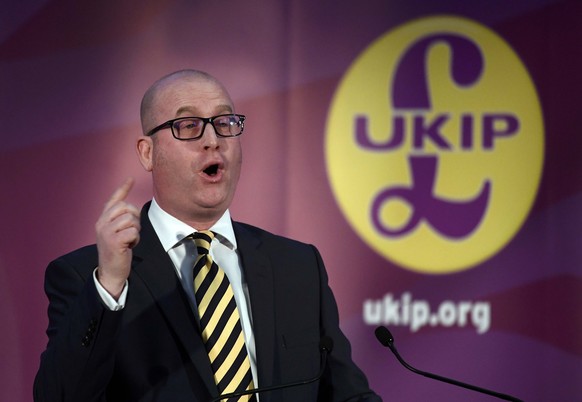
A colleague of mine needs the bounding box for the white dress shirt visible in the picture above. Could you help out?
[94,199,258,388]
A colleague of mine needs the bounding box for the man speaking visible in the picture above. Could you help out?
[34,69,381,401]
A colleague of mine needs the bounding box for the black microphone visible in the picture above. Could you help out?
[374,326,523,402]
[209,336,333,402]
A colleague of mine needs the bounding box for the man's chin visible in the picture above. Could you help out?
[193,196,231,216]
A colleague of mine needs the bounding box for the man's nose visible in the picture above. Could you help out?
[200,122,219,148]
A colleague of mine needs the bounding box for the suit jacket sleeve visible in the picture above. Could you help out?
[311,245,382,402]
[33,247,123,402]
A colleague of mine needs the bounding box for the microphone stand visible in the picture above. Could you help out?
[209,337,333,402]
[375,326,523,402]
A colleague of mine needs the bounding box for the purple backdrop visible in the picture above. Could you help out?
[1,1,581,401]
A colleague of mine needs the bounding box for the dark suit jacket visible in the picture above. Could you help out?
[34,203,381,402]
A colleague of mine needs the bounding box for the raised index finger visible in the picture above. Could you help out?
[104,177,135,211]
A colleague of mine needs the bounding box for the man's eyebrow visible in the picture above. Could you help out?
[217,104,234,114]
[175,104,233,116]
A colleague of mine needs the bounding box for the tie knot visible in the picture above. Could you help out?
[191,230,214,254]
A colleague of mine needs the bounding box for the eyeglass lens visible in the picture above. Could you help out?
[172,115,243,139]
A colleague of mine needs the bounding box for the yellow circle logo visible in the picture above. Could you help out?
[325,15,544,274]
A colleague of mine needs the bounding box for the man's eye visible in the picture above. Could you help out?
[178,120,201,130]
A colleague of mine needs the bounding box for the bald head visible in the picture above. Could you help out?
[140,69,231,135]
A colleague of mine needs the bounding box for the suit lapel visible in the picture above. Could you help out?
[131,204,217,397]
[129,206,278,399]
[234,222,276,397]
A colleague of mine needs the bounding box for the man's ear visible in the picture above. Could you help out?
[136,136,153,172]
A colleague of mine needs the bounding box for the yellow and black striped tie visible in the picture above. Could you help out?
[192,231,256,401]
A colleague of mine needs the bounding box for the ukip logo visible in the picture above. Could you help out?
[325,16,544,273]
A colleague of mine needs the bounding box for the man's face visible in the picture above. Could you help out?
[138,76,242,226]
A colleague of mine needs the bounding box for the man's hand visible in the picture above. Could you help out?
[96,178,141,299]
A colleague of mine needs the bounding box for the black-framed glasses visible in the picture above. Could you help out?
[146,114,246,140]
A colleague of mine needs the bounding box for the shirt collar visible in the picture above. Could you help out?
[148,198,237,252]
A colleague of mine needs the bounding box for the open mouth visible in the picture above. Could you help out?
[203,163,220,177]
